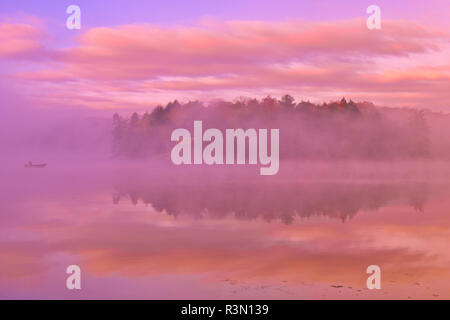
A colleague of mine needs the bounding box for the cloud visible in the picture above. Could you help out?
[28,19,447,80]
[4,18,450,110]
[0,22,46,59]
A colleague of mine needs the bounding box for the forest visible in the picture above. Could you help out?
[111,95,431,161]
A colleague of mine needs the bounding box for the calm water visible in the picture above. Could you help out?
[0,161,449,299]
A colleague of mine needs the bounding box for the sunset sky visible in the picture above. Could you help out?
[1,0,449,112]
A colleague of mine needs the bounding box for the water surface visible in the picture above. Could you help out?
[0,161,449,299]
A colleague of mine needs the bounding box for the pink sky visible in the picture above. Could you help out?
[1,3,449,112]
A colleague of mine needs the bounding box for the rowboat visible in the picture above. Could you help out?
[25,162,47,168]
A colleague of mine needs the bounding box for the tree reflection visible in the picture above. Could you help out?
[112,181,428,223]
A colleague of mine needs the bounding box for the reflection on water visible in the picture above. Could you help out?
[112,181,429,223]
[0,163,449,299]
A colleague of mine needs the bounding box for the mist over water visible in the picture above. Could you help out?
[1,157,450,299]
[1,0,450,302]
[2,82,450,299]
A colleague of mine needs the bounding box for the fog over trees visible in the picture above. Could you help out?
[112,95,436,161]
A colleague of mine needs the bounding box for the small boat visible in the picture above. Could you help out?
[25,161,47,168]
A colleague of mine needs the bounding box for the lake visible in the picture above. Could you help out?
[0,160,449,299]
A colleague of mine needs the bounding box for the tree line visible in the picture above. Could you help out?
[112,95,430,160]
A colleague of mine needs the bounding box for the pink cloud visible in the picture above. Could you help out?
[47,19,447,80]
[0,22,46,59]
[4,18,450,110]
